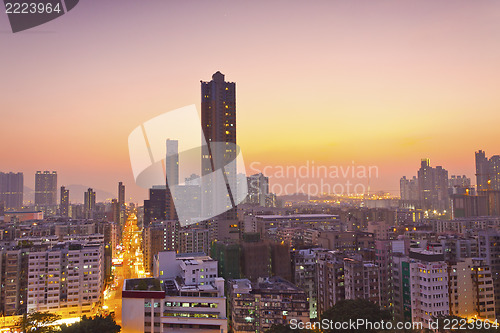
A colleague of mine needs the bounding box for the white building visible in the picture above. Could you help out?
[449,258,496,320]
[408,250,449,327]
[123,252,227,333]
[153,251,218,286]
[27,242,104,317]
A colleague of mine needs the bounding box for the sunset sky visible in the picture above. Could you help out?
[2,1,500,202]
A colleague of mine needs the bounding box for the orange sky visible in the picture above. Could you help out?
[1,1,500,201]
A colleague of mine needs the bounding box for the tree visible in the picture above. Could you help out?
[265,324,296,333]
[60,314,121,333]
[320,299,392,333]
[265,323,313,333]
[17,312,61,333]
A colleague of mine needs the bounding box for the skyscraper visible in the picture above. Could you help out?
[246,173,269,206]
[118,182,125,207]
[143,186,167,226]
[0,172,23,209]
[490,155,500,191]
[111,199,120,224]
[475,150,500,192]
[476,150,490,191]
[34,171,57,206]
[417,159,449,211]
[84,188,96,219]
[200,71,238,240]
[60,186,69,217]
[165,140,178,221]
[118,181,126,226]
[165,139,179,187]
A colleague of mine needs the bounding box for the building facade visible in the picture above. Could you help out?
[27,242,104,317]
[35,171,57,206]
[229,277,309,333]
[0,172,23,209]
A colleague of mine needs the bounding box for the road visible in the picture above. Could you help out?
[101,210,146,326]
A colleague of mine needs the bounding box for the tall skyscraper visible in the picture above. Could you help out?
[118,182,125,207]
[246,173,269,206]
[165,140,178,221]
[476,150,490,191]
[417,159,449,211]
[60,186,69,217]
[34,171,57,206]
[0,172,23,209]
[143,186,167,226]
[200,71,238,240]
[490,155,500,191]
[111,199,120,224]
[84,188,96,219]
[475,150,500,192]
[165,139,179,187]
[118,181,126,226]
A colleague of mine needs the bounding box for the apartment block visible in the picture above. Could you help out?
[229,277,309,333]
[449,258,496,320]
[27,242,104,317]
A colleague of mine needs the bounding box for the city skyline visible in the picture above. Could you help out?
[3,2,500,331]
[2,1,500,202]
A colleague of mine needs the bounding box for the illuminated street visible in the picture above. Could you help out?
[101,210,146,326]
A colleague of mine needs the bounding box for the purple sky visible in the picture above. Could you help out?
[2,1,500,202]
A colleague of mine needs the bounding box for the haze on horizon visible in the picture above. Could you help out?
[1,0,500,202]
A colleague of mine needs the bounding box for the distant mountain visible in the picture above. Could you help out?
[279,193,320,202]
[65,185,115,204]
[24,186,34,204]
[22,185,115,205]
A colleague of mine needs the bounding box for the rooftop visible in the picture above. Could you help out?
[232,277,303,294]
[125,278,162,292]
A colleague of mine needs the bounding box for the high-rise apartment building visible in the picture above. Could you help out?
[34,171,57,206]
[164,140,178,222]
[0,172,23,209]
[27,243,104,317]
[0,248,29,316]
[84,188,96,219]
[166,139,179,187]
[448,258,496,320]
[476,150,491,191]
[144,186,167,226]
[172,184,201,226]
[418,159,449,211]
[179,227,209,255]
[400,159,449,211]
[477,229,500,319]
[143,220,179,273]
[476,150,500,191]
[400,176,419,206]
[60,186,69,217]
[245,173,269,206]
[344,258,380,305]
[229,277,309,333]
[291,248,325,319]
[316,250,346,316]
[118,181,126,226]
[392,251,449,328]
[118,181,125,207]
[449,175,471,191]
[201,71,239,241]
[111,199,120,225]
